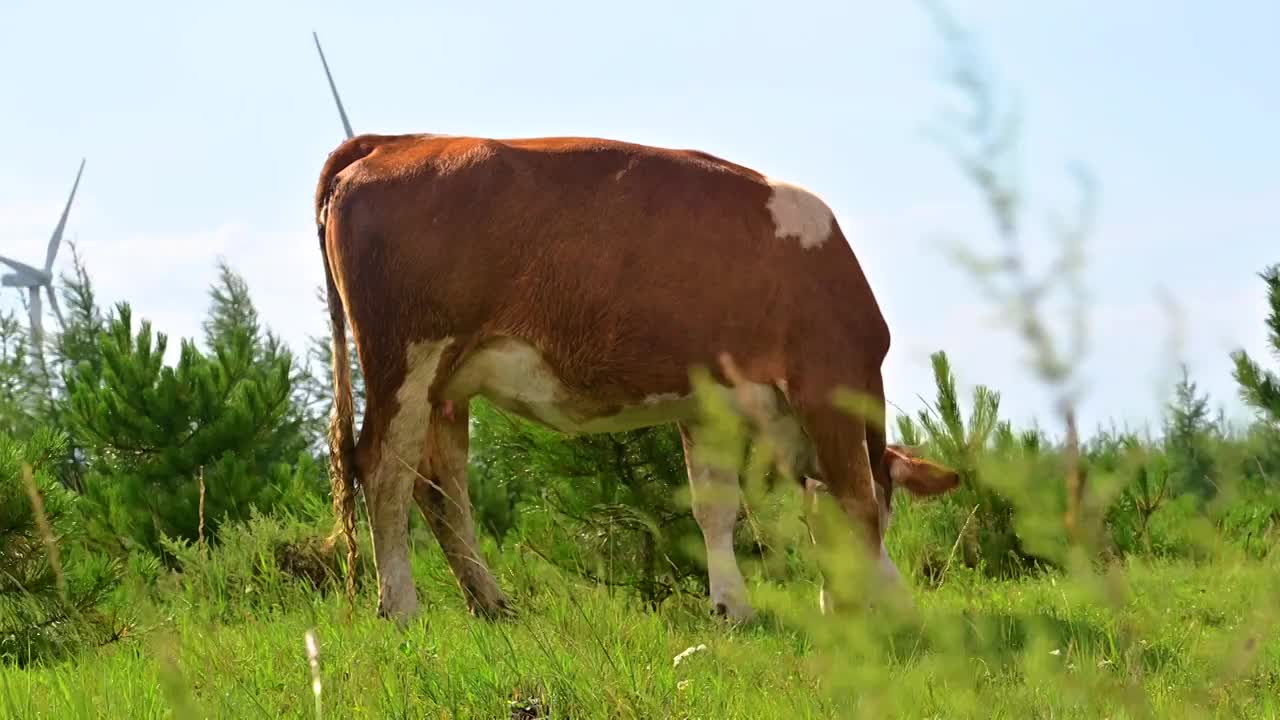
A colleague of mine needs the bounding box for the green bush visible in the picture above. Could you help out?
[890,351,1055,581]
[63,302,322,560]
[0,311,42,440]
[0,428,123,666]
[470,398,711,608]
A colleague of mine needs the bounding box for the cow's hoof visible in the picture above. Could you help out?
[469,592,516,621]
[711,599,754,624]
[376,602,420,629]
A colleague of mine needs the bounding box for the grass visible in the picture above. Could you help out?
[3,520,1278,720]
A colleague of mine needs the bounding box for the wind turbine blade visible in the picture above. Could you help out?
[0,255,46,278]
[46,285,66,330]
[313,31,355,139]
[46,158,86,272]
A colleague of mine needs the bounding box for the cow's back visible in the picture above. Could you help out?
[324,133,886,406]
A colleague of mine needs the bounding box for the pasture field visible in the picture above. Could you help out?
[3,511,1278,720]
[3,7,1277,718]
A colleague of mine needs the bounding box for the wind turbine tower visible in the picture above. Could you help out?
[0,158,85,354]
[313,32,355,140]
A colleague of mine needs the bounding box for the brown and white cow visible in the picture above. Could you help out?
[315,132,960,624]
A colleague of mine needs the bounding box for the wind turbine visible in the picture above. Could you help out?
[1,158,85,354]
[313,31,355,140]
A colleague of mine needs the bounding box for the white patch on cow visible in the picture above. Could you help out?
[388,339,455,450]
[367,337,454,623]
[443,338,700,434]
[764,177,834,250]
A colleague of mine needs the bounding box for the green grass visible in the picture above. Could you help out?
[3,525,1278,720]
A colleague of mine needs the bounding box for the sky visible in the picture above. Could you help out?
[1,0,1277,440]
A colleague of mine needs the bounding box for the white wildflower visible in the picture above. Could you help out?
[673,644,708,667]
[305,629,323,719]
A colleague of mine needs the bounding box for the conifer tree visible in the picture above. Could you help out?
[0,428,121,665]
[40,243,110,491]
[895,350,1047,577]
[1164,365,1217,500]
[1230,263,1280,487]
[203,261,319,460]
[0,310,40,439]
[203,260,265,355]
[4,243,104,430]
[470,399,705,608]
[1232,264,1280,428]
[64,292,317,558]
[49,243,108,387]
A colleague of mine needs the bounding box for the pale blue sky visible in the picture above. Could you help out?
[2,1,1277,438]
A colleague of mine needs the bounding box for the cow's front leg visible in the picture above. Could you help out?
[414,402,511,618]
[679,423,753,622]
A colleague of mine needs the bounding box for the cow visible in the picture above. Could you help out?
[315,132,961,625]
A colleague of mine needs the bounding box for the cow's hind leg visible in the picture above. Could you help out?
[362,402,429,625]
[679,422,753,622]
[413,402,511,618]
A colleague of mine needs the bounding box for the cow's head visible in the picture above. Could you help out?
[884,444,961,498]
[801,445,960,540]
[875,443,959,525]
[803,444,960,532]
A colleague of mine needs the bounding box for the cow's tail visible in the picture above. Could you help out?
[315,137,379,611]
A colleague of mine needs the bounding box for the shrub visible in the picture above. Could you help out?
[891,351,1055,581]
[470,398,710,609]
[63,303,322,560]
[0,428,123,666]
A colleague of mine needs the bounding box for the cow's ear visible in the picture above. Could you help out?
[885,445,961,498]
